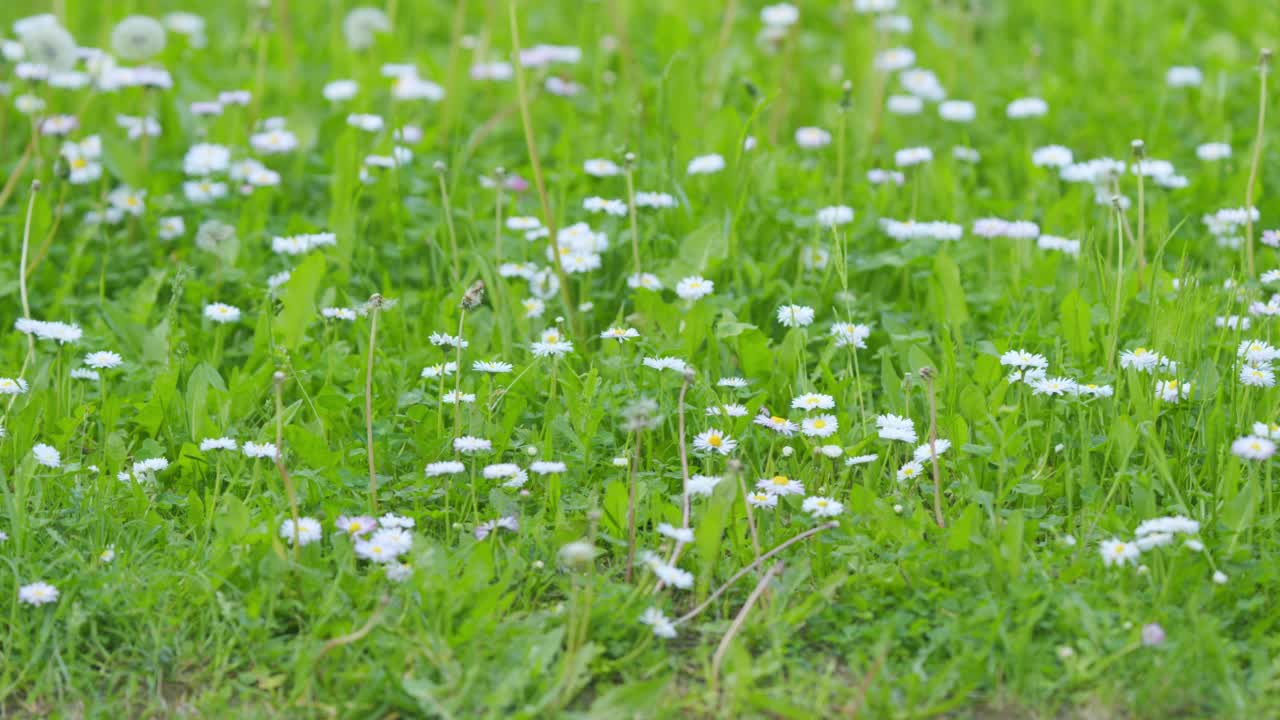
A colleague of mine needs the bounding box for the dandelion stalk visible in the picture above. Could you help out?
[1244,49,1271,280]
[626,432,641,583]
[455,281,486,453]
[676,371,693,530]
[676,521,839,625]
[1106,196,1128,372]
[624,153,642,280]
[711,562,782,683]
[273,371,302,560]
[364,294,383,514]
[18,181,38,365]
[493,167,507,267]
[1131,140,1147,277]
[0,133,37,210]
[836,81,852,203]
[435,162,461,285]
[920,367,946,528]
[509,0,577,335]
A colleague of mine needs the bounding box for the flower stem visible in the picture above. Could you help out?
[1244,49,1272,280]
[508,0,578,335]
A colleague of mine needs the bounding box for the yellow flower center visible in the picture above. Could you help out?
[771,475,788,485]
[708,435,722,447]
[812,420,826,429]
[72,157,87,169]
[770,416,784,424]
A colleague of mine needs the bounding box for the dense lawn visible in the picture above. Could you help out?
[2,1,1280,717]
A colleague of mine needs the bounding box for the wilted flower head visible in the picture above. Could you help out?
[460,280,486,310]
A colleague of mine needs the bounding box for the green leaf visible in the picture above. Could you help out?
[278,253,325,349]
[1059,290,1092,363]
[931,253,970,328]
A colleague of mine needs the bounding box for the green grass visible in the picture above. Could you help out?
[2,0,1280,717]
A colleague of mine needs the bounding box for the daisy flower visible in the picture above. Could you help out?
[1100,538,1140,567]
[802,496,844,518]
[801,414,838,438]
[875,414,917,443]
[32,443,61,468]
[336,515,378,537]
[242,441,278,459]
[280,517,323,546]
[896,460,924,482]
[912,438,952,463]
[688,474,722,496]
[1232,436,1276,461]
[203,303,241,323]
[777,304,816,327]
[473,360,514,373]
[640,607,677,638]
[757,475,805,496]
[425,460,466,476]
[754,413,799,435]
[454,436,492,454]
[792,393,835,411]
[85,351,123,369]
[18,581,59,606]
[746,492,779,509]
[687,154,725,175]
[693,429,737,455]
[675,276,714,301]
[657,522,695,543]
[600,327,640,342]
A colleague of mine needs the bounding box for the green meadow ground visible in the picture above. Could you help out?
[2,0,1280,717]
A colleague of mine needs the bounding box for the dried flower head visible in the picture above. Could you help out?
[19,20,77,72]
[460,280,486,310]
[343,7,391,50]
[111,16,167,61]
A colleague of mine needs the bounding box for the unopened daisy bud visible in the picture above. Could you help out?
[525,446,538,456]
[533,560,545,569]
[433,160,447,173]
[587,508,602,522]
[1130,139,1145,158]
[893,503,904,514]
[1056,646,1075,660]
[681,367,697,383]
[460,280,485,309]
[273,370,286,384]
[623,151,636,167]
[744,80,759,99]
[494,166,506,180]
[918,366,935,382]
[726,458,743,474]
[32,179,41,192]
[1261,48,1273,71]
[781,446,794,457]
[840,80,853,110]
